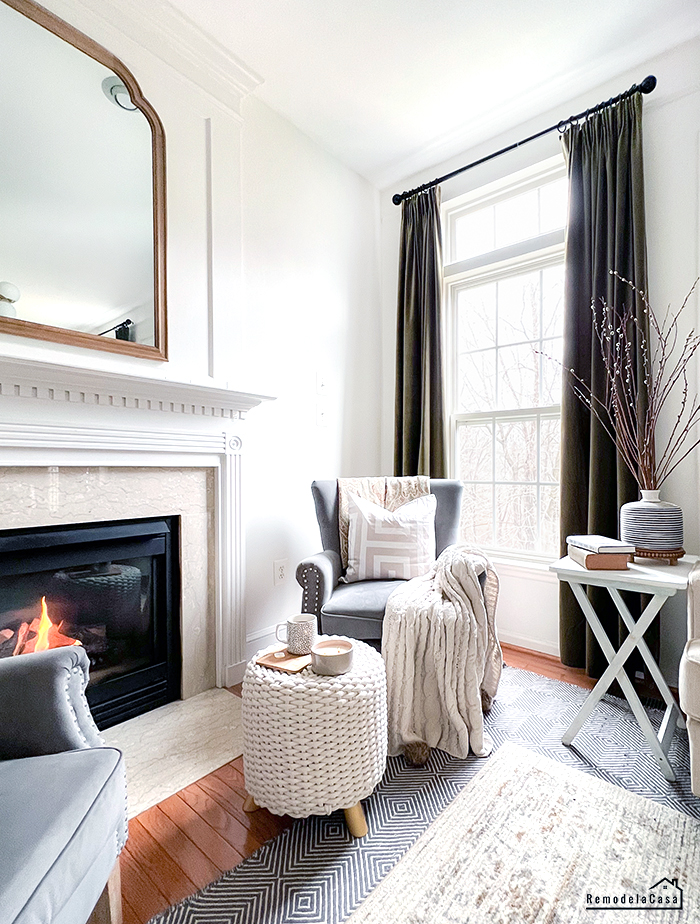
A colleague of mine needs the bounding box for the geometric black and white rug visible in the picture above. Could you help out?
[148,666,697,924]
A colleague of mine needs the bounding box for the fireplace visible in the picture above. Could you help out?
[0,516,181,729]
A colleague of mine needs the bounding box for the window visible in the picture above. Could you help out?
[443,158,568,557]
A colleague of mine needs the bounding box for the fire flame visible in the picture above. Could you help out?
[34,597,52,652]
[12,596,82,655]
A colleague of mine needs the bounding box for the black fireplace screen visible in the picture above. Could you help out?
[0,516,181,729]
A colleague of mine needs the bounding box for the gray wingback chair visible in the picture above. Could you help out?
[296,479,463,641]
[0,646,127,924]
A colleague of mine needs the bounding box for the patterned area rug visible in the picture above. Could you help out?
[148,667,698,924]
[346,742,700,924]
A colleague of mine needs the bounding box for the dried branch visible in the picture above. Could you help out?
[558,274,700,490]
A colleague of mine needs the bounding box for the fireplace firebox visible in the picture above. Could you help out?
[0,516,181,729]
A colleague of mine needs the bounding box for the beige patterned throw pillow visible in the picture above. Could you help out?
[345,492,437,582]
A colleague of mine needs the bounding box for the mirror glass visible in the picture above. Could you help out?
[0,0,166,358]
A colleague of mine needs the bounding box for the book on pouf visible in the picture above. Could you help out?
[567,543,632,570]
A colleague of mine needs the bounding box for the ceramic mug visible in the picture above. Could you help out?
[276,613,317,655]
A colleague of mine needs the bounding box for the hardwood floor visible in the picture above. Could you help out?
[120,646,594,923]
[501,642,597,691]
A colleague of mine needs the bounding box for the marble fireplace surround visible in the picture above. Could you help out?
[0,359,271,693]
[0,465,220,698]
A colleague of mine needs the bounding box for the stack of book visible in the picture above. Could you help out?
[566,535,635,570]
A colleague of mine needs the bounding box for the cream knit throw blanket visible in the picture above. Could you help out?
[337,476,430,568]
[382,545,501,759]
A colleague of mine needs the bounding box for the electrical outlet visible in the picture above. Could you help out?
[274,558,288,586]
[316,401,328,427]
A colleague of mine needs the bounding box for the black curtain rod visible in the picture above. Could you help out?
[392,75,657,206]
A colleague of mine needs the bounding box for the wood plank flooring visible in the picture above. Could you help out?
[120,644,595,923]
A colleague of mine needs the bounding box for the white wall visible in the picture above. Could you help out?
[380,36,700,682]
[239,96,382,657]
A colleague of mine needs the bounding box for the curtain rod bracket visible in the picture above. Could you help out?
[392,76,657,206]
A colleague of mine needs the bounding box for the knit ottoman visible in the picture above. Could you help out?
[241,638,387,837]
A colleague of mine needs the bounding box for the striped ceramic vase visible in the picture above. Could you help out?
[619,490,684,562]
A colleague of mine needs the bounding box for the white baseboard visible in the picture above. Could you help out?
[246,624,276,643]
[499,631,560,658]
[225,659,247,687]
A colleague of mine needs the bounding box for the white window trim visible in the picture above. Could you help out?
[444,231,565,280]
[442,155,567,560]
[443,154,567,264]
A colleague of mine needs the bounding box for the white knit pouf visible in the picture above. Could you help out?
[242,638,387,836]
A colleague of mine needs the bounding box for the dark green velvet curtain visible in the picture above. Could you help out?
[394,187,447,478]
[559,93,653,679]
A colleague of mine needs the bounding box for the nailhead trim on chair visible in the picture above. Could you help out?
[64,673,90,749]
[65,662,103,748]
[242,640,387,818]
[117,762,129,851]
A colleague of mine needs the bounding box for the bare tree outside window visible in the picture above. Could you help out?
[445,162,567,557]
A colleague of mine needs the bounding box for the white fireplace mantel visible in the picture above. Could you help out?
[0,356,272,419]
[0,418,258,690]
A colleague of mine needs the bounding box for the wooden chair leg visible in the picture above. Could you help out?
[243,794,260,812]
[87,860,122,924]
[344,802,368,838]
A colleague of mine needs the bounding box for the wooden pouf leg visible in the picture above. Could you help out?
[243,794,260,813]
[344,802,368,838]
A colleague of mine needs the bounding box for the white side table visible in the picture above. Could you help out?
[241,638,387,837]
[550,555,697,781]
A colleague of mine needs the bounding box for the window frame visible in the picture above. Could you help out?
[442,156,567,562]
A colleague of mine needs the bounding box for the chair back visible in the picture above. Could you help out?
[310,479,463,558]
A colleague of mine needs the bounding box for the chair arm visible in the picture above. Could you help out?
[688,562,700,640]
[0,647,103,759]
[296,550,342,617]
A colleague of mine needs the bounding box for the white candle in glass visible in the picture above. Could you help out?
[310,637,354,675]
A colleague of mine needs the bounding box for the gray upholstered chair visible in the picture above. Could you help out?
[0,646,127,924]
[296,479,463,641]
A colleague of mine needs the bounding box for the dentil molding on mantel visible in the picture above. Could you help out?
[0,356,274,419]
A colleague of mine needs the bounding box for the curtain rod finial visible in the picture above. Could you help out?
[392,193,403,206]
[640,75,657,94]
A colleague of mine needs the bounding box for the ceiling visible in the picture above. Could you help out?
[168,0,700,188]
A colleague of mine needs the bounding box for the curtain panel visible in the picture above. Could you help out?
[559,93,652,677]
[394,187,447,478]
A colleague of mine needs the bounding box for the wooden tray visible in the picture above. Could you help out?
[255,646,311,673]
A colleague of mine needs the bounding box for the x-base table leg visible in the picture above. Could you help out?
[561,581,682,781]
[608,586,686,738]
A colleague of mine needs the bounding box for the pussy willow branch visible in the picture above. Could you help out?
[566,273,700,490]
[587,295,651,485]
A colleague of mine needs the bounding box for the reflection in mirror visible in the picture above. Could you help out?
[0,0,167,358]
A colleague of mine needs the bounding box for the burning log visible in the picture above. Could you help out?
[13,622,30,656]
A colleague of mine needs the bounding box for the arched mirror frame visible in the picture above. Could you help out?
[0,0,167,360]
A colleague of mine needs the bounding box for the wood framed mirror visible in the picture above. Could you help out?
[0,0,167,359]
